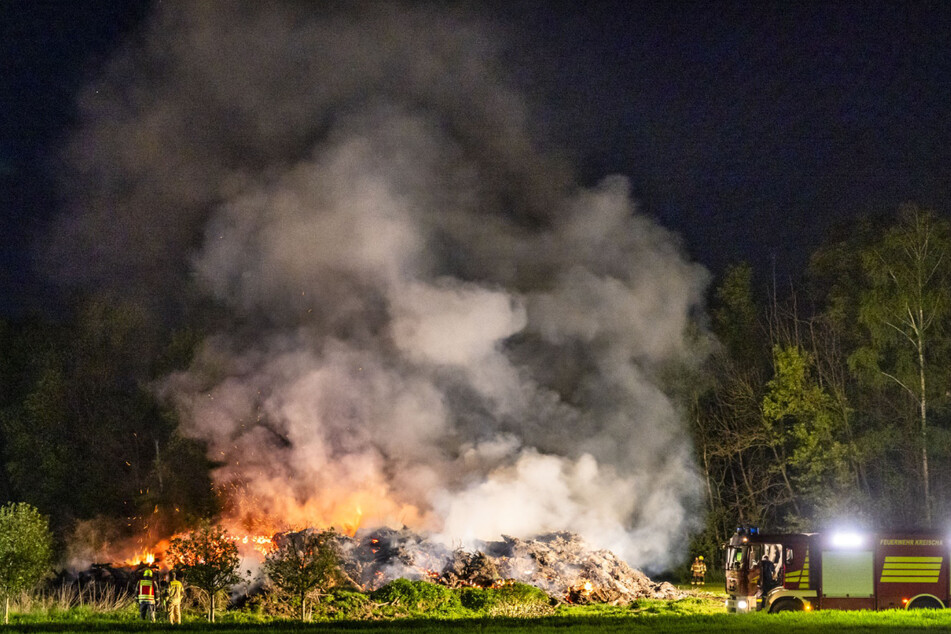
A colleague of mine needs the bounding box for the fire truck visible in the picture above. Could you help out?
[724,527,950,612]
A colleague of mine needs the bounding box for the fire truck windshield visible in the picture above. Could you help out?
[726,545,744,570]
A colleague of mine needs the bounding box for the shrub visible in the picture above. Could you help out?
[234,584,295,620]
[315,589,373,620]
[371,579,460,614]
[460,582,552,616]
[412,581,460,613]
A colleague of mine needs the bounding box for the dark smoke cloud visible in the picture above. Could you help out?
[48,1,710,570]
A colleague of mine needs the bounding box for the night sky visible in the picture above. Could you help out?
[3,1,951,317]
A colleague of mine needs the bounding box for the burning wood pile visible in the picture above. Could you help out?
[334,528,682,604]
[64,527,680,607]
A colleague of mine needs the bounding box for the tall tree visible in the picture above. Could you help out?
[762,344,853,526]
[712,263,766,371]
[849,205,951,526]
[691,263,788,539]
[804,212,910,524]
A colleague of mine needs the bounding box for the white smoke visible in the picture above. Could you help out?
[50,2,709,570]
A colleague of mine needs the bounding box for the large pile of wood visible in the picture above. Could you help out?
[64,528,682,606]
[336,528,682,604]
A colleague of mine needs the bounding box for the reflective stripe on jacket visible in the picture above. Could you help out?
[138,579,156,602]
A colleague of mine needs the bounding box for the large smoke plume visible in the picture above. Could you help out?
[48,2,709,570]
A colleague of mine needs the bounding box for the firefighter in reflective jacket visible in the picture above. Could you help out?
[137,569,159,621]
[690,556,707,586]
[166,571,184,625]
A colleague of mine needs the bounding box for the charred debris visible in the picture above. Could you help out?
[336,528,681,604]
[64,529,681,606]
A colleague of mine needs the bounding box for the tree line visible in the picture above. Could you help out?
[0,297,218,544]
[1,204,949,570]
[692,204,951,561]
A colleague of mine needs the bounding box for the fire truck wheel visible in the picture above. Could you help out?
[907,596,943,610]
[768,598,804,613]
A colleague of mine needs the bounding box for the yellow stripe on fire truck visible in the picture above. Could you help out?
[784,552,810,589]
[880,556,942,583]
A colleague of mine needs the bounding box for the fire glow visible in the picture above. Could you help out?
[128,550,155,567]
[227,534,274,557]
[113,495,367,571]
[123,531,275,570]
[219,491,396,542]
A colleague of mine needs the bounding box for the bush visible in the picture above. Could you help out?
[314,589,373,620]
[234,584,295,620]
[460,582,552,616]
[412,581,460,613]
[370,579,460,614]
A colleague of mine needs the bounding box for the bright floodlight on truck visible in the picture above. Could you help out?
[830,531,865,549]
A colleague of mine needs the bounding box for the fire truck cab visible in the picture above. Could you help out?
[724,527,949,613]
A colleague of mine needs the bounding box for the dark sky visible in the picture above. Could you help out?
[0,0,151,316]
[509,1,951,272]
[3,1,951,317]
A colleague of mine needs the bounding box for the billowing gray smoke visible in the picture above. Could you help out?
[49,2,709,570]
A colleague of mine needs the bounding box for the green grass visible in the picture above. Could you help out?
[10,610,951,632]
[7,585,951,631]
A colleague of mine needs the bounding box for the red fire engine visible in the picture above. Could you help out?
[724,527,949,612]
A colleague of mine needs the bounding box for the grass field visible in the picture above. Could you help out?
[9,590,951,633]
[9,611,951,633]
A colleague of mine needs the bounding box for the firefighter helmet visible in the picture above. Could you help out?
[144,569,153,577]
[699,556,704,560]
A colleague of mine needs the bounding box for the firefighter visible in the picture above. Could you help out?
[690,555,707,586]
[137,568,159,622]
[165,571,184,625]
[759,553,777,594]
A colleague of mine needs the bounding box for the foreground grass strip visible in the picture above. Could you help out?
[7,598,951,632]
[9,610,951,633]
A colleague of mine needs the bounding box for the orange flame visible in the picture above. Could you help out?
[127,549,158,567]
[564,579,595,603]
[116,479,429,567]
[226,534,275,556]
[342,506,363,537]
[217,483,431,539]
